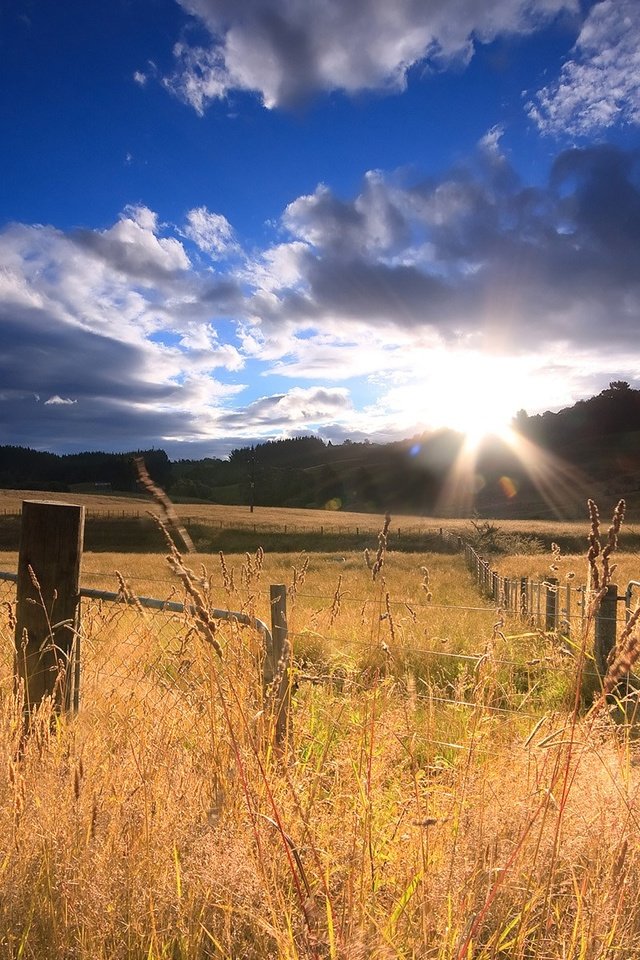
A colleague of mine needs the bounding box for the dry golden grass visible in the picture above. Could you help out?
[0,489,440,533]
[492,551,640,599]
[1,517,640,957]
[5,487,628,538]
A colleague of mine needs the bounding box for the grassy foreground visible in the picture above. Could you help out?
[1,532,640,957]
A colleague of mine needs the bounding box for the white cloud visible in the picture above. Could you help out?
[528,0,640,135]
[164,0,576,111]
[213,385,353,435]
[123,204,159,233]
[132,61,158,90]
[183,206,239,257]
[44,395,77,406]
[283,171,409,258]
[0,212,247,453]
[247,241,308,295]
[163,43,228,115]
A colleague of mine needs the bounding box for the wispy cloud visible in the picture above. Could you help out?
[527,0,640,135]
[182,206,239,258]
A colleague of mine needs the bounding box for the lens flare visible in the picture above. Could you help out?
[436,426,589,518]
[499,475,518,499]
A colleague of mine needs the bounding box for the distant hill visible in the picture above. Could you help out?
[2,382,639,519]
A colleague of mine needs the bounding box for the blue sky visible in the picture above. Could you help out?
[1,0,639,457]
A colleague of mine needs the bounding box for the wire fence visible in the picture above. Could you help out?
[0,562,575,728]
[0,571,273,744]
[461,541,636,633]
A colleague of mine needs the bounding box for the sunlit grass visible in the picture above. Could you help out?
[1,527,640,957]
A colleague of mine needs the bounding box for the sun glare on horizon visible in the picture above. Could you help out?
[396,351,591,517]
[432,384,514,446]
[412,351,536,445]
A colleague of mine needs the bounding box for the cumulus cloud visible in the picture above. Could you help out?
[283,172,410,257]
[74,207,190,282]
[4,142,640,456]
[0,210,247,454]
[163,0,576,111]
[527,0,640,135]
[215,385,352,431]
[245,140,640,381]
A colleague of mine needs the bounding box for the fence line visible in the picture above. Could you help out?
[0,566,587,619]
[0,508,457,540]
[1,501,636,747]
[460,540,640,699]
[462,541,591,636]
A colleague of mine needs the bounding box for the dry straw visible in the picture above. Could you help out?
[134,456,194,553]
[372,512,391,582]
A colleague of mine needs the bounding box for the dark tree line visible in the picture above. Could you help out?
[0,447,171,493]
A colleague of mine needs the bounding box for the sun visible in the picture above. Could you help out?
[419,351,525,445]
[434,381,514,445]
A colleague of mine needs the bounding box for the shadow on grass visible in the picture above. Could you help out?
[4,515,638,556]
[0,516,460,554]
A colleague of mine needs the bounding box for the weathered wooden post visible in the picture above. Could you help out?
[563,583,572,638]
[536,583,542,628]
[545,578,558,632]
[14,501,85,720]
[264,584,290,746]
[520,577,528,618]
[594,585,618,679]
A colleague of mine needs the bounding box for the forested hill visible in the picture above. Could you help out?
[0,447,171,493]
[2,382,640,517]
[516,381,640,445]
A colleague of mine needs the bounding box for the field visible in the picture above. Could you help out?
[1,504,640,958]
[4,488,640,555]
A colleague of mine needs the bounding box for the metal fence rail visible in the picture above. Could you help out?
[0,567,283,740]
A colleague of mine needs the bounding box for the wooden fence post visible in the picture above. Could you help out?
[594,585,618,679]
[14,501,85,720]
[264,584,290,746]
[563,584,572,638]
[545,578,558,631]
[520,577,528,618]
